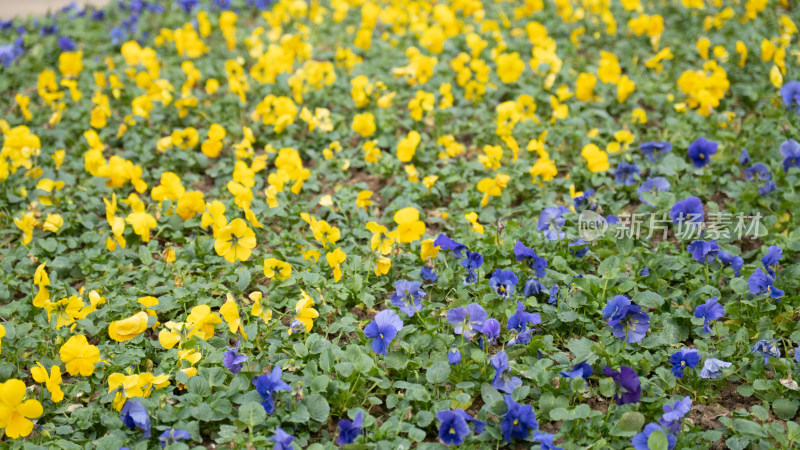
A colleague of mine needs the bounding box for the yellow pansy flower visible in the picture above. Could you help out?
[59,335,100,376]
[214,218,256,263]
[0,379,43,439]
[30,363,64,403]
[108,311,149,342]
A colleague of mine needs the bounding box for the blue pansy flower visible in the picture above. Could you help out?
[751,339,781,365]
[534,431,563,450]
[668,348,700,378]
[547,285,560,305]
[748,267,784,299]
[659,396,691,435]
[745,163,776,195]
[573,188,596,211]
[606,214,619,225]
[364,309,403,355]
[269,427,294,450]
[507,301,541,346]
[745,163,770,181]
[479,318,501,346]
[434,233,467,257]
[537,206,570,241]
[604,295,650,343]
[337,411,363,445]
[120,398,151,437]
[602,295,631,319]
[57,36,75,51]
[159,429,191,448]
[762,245,782,277]
[461,251,483,285]
[222,342,248,375]
[177,0,198,12]
[759,181,777,195]
[420,266,438,281]
[523,278,546,297]
[559,361,593,379]
[699,358,731,379]
[739,149,751,165]
[569,239,589,257]
[639,141,672,161]
[718,251,743,276]
[500,395,538,442]
[687,240,719,263]
[490,351,522,393]
[687,137,717,167]
[638,177,670,207]
[632,423,676,450]
[639,267,650,276]
[448,347,461,365]
[781,139,800,172]
[694,297,724,333]
[389,280,426,316]
[40,24,58,36]
[436,409,485,446]
[603,366,641,404]
[780,81,800,114]
[615,162,640,185]
[253,366,291,414]
[513,241,548,277]
[446,303,487,340]
[489,269,518,298]
[507,301,541,334]
[669,196,704,225]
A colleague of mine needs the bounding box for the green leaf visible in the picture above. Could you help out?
[750,405,769,421]
[480,383,503,408]
[567,338,596,363]
[647,429,669,450]
[192,403,214,421]
[772,398,799,421]
[557,310,579,322]
[737,385,754,397]
[732,419,767,437]
[293,342,308,358]
[599,256,619,276]
[188,376,210,397]
[632,290,664,308]
[415,410,434,427]
[238,402,266,428]
[730,278,749,295]
[306,394,330,423]
[426,361,451,384]
[354,354,375,374]
[288,404,311,423]
[138,245,153,265]
[548,404,601,421]
[235,268,251,292]
[617,237,634,255]
[599,378,615,397]
[787,421,800,443]
[40,238,58,253]
[725,436,750,450]
[618,411,645,431]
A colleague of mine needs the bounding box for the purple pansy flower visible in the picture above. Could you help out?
[364,309,403,355]
[603,366,641,405]
[446,303,487,340]
[389,280,425,316]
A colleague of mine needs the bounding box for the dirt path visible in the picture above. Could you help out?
[0,0,108,20]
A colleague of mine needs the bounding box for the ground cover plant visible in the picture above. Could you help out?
[0,0,799,448]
